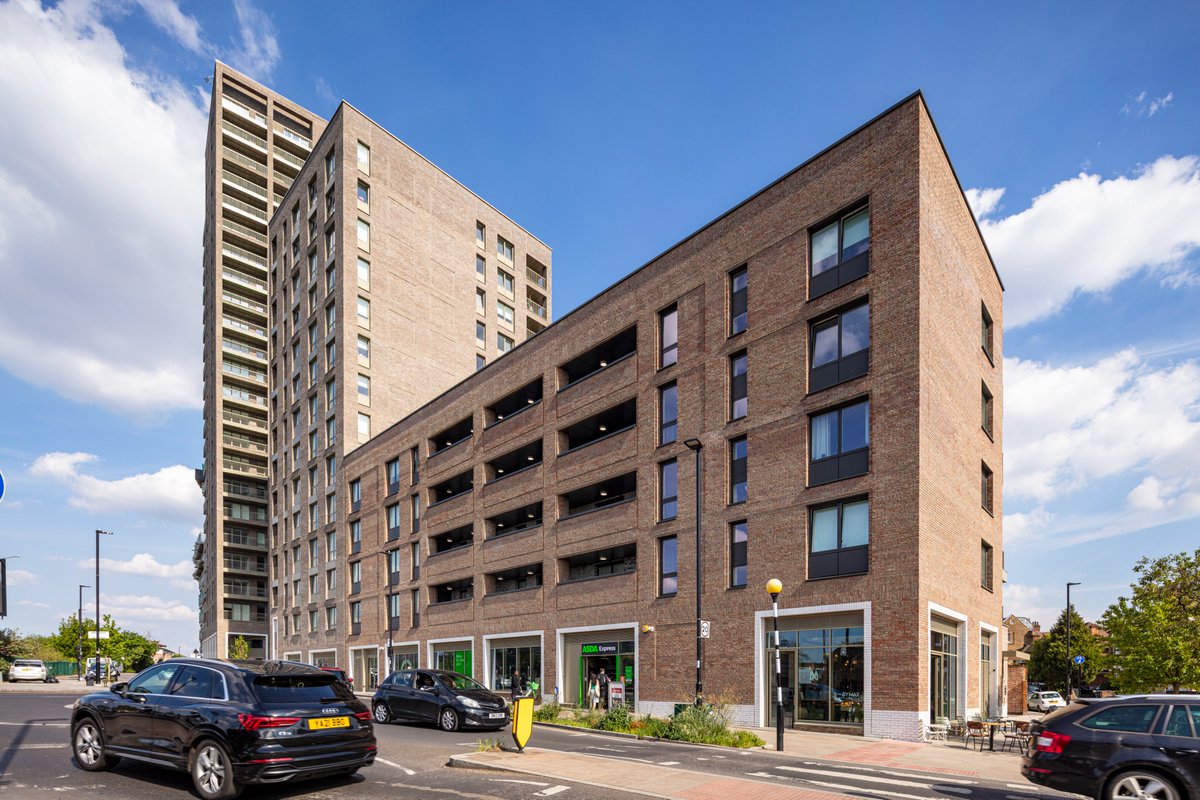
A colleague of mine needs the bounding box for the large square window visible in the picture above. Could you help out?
[809,399,869,485]
[810,301,869,392]
[809,498,869,579]
[810,205,869,298]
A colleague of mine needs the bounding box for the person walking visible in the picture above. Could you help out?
[597,668,610,710]
[587,673,601,710]
[511,668,528,702]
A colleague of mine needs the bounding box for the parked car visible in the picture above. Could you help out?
[70,658,374,799]
[319,666,353,687]
[370,669,509,732]
[8,659,49,682]
[1023,695,1200,800]
[1030,691,1067,712]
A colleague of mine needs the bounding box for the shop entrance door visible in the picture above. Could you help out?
[579,654,616,706]
[767,651,795,727]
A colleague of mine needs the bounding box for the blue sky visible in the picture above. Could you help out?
[1,0,1199,650]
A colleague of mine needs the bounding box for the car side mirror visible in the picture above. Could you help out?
[110,682,128,696]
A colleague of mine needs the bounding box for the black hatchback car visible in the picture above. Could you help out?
[70,659,375,799]
[1023,695,1200,800]
[370,669,509,732]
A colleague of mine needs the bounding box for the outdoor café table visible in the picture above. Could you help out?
[981,719,1006,751]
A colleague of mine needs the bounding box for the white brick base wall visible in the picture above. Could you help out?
[865,709,924,741]
[636,701,756,727]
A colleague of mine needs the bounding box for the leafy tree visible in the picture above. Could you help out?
[0,627,29,674]
[1102,548,1200,693]
[229,635,251,661]
[19,634,63,663]
[1028,607,1103,695]
[47,615,158,673]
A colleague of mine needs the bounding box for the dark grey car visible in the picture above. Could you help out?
[370,669,508,732]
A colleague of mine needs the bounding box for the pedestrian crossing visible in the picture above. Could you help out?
[742,760,1052,800]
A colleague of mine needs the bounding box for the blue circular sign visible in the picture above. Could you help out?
[1073,655,1085,664]
[0,468,5,503]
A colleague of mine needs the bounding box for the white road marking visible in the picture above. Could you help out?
[0,743,69,750]
[490,778,549,786]
[1008,785,1041,791]
[778,765,956,791]
[0,721,70,728]
[569,732,589,737]
[780,775,949,800]
[374,757,416,775]
[536,787,569,797]
[696,757,709,761]
[657,761,680,765]
[940,789,971,796]
[584,745,625,752]
[796,760,975,785]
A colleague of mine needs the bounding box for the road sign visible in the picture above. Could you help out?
[609,681,625,707]
[1073,655,1085,664]
[699,620,711,639]
[0,467,5,503]
[510,696,533,752]
[87,631,111,640]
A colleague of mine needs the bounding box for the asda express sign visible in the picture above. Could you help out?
[581,641,633,656]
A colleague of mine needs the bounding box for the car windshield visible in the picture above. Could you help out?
[1041,692,1063,699]
[253,674,350,704]
[438,673,486,691]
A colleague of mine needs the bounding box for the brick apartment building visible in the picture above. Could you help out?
[276,92,1005,741]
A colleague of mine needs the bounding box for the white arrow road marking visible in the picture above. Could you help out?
[374,757,416,775]
[535,787,569,797]
[490,779,549,786]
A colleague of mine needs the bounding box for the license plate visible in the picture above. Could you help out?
[308,716,350,730]
[488,712,506,719]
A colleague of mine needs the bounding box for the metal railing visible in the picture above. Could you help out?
[222,558,267,574]
[221,194,268,223]
[274,125,311,149]
[222,217,267,245]
[223,481,267,499]
[221,119,267,151]
[222,340,267,363]
[272,146,304,170]
[221,362,266,384]
[223,583,267,598]
[222,267,267,293]
[222,457,267,476]
[221,95,267,127]
[526,298,547,319]
[222,434,267,453]
[272,170,294,191]
[222,315,267,338]
[526,268,547,288]
[222,242,268,268]
[222,145,267,176]
[222,409,267,431]
[221,290,266,316]
[222,169,268,200]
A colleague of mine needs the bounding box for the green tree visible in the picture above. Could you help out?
[47,615,159,673]
[1028,607,1103,696]
[0,627,29,675]
[229,635,251,661]
[1102,548,1200,693]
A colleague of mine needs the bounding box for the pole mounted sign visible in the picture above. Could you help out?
[0,467,6,503]
[699,620,711,639]
[1073,655,1085,664]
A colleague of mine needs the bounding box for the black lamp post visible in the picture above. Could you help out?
[767,578,784,752]
[77,584,90,680]
[683,438,704,706]
[382,550,395,680]
[95,530,113,684]
[1065,581,1081,700]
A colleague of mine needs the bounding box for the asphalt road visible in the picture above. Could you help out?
[0,693,1071,800]
[0,694,636,799]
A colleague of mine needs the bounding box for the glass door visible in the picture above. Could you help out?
[767,651,795,727]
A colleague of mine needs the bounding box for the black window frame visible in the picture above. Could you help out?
[981,382,994,439]
[808,398,870,486]
[658,535,678,597]
[981,540,994,592]
[729,265,748,335]
[410,588,420,627]
[410,446,420,485]
[411,493,421,532]
[659,458,678,522]
[809,203,870,299]
[386,503,400,541]
[350,479,361,513]
[729,520,748,588]
[729,436,747,505]
[981,304,995,364]
[809,300,870,393]
[385,458,400,496]
[729,350,748,421]
[981,462,994,515]
[659,304,678,368]
[808,496,869,579]
[659,381,678,446]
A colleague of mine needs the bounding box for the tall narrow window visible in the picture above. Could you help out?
[411,494,421,533]
[356,141,370,174]
[476,354,486,371]
[411,542,420,580]
[475,221,485,247]
[981,304,994,363]
[730,436,748,504]
[497,300,515,328]
[659,304,678,368]
[357,219,370,251]
[410,446,420,484]
[981,540,994,591]
[357,335,370,366]
[356,181,369,210]
[357,374,371,405]
[659,535,678,597]
[809,497,870,578]
[810,205,870,298]
[809,399,870,485]
[497,269,514,295]
[810,301,870,392]
[730,266,748,335]
[729,521,748,587]
[497,235,514,262]
[357,412,370,442]
[350,479,361,512]
[981,463,994,514]
[411,588,420,627]
[350,520,361,553]
[357,257,370,289]
[476,288,486,315]
[730,351,748,420]
[659,459,678,521]
[476,254,486,280]
[386,458,400,495]
[476,321,486,346]
[659,382,678,445]
[325,148,336,181]
[386,504,400,540]
[357,297,370,327]
[981,383,994,438]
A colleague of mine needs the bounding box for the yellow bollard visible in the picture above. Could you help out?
[510,696,534,752]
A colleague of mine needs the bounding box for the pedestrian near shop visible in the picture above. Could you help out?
[598,668,610,710]
[588,673,601,710]
[511,668,528,701]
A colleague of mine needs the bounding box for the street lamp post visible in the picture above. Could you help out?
[684,438,704,706]
[766,579,784,753]
[77,584,90,681]
[95,530,113,684]
[1065,581,1081,700]
[382,550,395,679]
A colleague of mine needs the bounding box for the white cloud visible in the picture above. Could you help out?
[31,451,201,522]
[1122,90,1174,117]
[227,0,280,81]
[1004,348,1200,547]
[78,552,192,579]
[1003,584,1059,629]
[972,156,1200,327]
[0,0,206,415]
[18,599,50,609]
[133,0,205,53]
[86,594,195,623]
[7,569,39,587]
[964,187,1005,220]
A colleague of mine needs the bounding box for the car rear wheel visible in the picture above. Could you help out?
[191,740,241,799]
[438,707,460,732]
[373,702,391,724]
[1106,770,1180,800]
[72,719,119,771]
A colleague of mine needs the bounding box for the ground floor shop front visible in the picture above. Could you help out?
[274,602,1000,741]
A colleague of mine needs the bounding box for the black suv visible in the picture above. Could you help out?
[70,659,375,799]
[370,669,508,732]
[1023,695,1200,800]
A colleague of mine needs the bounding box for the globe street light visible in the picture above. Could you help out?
[766,578,784,753]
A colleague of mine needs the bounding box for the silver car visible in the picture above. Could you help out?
[8,659,49,682]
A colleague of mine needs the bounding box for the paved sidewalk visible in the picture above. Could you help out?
[733,725,1026,784]
[452,748,850,800]
[0,678,104,695]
